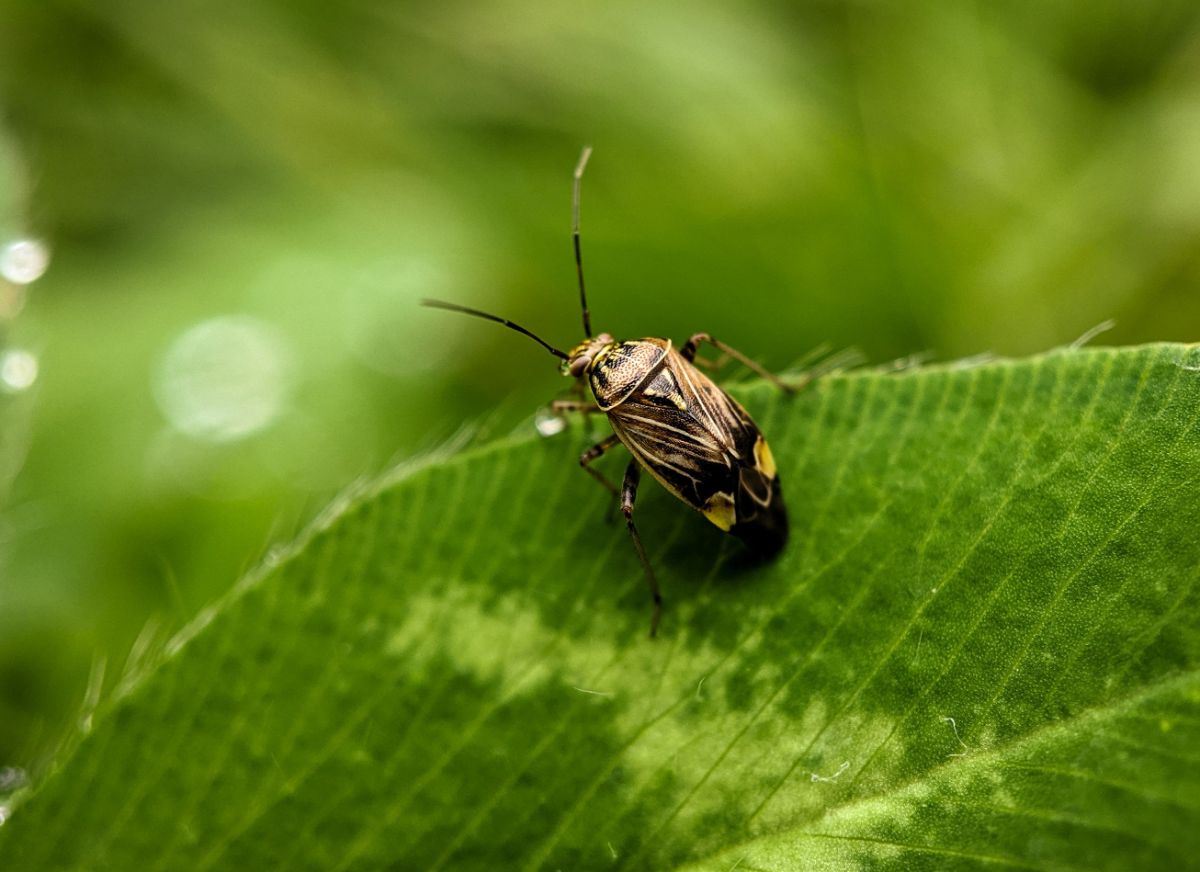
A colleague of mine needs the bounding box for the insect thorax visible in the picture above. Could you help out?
[589,338,670,410]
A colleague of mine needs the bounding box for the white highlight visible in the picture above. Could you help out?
[810,760,850,783]
[154,316,292,442]
[941,715,970,757]
[0,239,49,285]
[0,767,27,793]
[535,409,566,437]
[0,349,37,392]
[572,686,612,698]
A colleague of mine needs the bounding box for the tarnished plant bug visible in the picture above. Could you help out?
[424,148,802,636]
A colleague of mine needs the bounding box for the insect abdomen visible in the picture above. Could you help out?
[729,434,788,556]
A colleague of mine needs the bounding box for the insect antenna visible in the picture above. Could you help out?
[573,145,593,337]
[421,298,569,361]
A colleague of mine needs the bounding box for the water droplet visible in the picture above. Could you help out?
[0,239,50,285]
[535,408,566,437]
[0,349,38,393]
[154,316,292,442]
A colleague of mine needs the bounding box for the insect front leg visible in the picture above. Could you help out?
[552,400,606,415]
[553,397,607,440]
[621,460,663,638]
[682,333,798,394]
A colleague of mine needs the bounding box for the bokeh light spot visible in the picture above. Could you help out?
[0,348,38,393]
[154,316,292,443]
[0,239,50,285]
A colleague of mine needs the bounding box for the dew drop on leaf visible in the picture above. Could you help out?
[534,408,566,437]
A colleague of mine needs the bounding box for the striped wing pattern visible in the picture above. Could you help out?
[604,347,784,548]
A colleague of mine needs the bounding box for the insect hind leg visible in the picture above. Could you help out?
[681,333,797,394]
[621,460,663,638]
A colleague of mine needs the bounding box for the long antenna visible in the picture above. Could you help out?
[573,146,593,337]
[421,299,569,360]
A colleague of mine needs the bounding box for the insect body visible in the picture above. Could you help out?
[424,148,796,635]
[576,335,788,556]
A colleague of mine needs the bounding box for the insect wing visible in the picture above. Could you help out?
[607,348,787,554]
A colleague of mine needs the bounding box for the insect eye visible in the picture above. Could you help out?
[569,356,589,377]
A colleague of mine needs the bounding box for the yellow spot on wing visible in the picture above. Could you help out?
[754,435,777,479]
[702,492,736,531]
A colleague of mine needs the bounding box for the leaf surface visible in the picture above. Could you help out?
[2,344,1199,871]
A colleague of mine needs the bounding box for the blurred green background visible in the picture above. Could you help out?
[2,1,1200,772]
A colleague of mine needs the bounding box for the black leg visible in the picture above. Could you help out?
[621,459,663,638]
[681,332,797,394]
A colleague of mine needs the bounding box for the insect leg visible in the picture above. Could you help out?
[689,353,724,370]
[682,333,797,394]
[579,433,622,498]
[554,387,604,438]
[552,400,606,415]
[621,459,663,638]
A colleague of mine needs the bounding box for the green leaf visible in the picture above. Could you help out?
[2,344,1199,871]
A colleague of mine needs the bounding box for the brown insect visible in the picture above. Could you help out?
[424,148,799,635]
